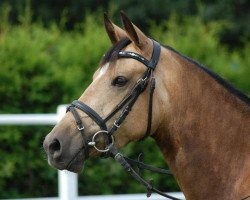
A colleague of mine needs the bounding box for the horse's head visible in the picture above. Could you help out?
[43,12,164,173]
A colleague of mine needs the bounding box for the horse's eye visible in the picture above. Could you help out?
[112,76,128,87]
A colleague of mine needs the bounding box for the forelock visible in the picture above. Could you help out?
[100,38,131,66]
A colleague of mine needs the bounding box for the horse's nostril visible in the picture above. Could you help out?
[49,139,61,156]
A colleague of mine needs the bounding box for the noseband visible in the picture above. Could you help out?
[66,40,182,200]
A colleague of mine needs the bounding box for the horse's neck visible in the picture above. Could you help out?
[154,48,250,200]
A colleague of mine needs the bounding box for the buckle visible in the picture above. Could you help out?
[77,125,84,131]
[114,121,120,128]
[137,76,147,84]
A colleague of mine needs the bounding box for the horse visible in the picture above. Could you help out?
[43,12,250,200]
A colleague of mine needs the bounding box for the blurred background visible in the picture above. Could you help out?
[0,0,249,198]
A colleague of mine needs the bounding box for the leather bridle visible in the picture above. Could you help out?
[66,40,182,200]
[67,39,160,157]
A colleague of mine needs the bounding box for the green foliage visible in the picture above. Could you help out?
[0,14,110,198]
[0,10,249,199]
[0,0,249,48]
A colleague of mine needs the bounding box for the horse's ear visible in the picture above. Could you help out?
[120,11,150,50]
[104,13,127,44]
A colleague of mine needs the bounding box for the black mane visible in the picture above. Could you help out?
[164,45,250,105]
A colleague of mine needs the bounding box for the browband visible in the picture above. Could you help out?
[118,40,161,70]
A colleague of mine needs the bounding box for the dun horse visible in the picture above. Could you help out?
[43,12,250,200]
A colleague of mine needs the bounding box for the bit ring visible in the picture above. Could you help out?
[88,130,114,153]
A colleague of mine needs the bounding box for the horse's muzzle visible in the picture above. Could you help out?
[43,133,85,173]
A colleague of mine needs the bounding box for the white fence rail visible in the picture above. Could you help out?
[0,114,57,125]
[0,105,185,200]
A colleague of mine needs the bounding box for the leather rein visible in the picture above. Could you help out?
[66,40,182,200]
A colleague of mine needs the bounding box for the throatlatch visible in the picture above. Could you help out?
[67,40,183,200]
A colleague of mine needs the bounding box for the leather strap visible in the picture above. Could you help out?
[124,156,172,175]
[109,146,182,200]
[107,72,150,137]
[118,40,161,70]
[71,100,107,131]
[67,106,84,130]
[66,106,89,157]
[104,69,150,122]
[143,77,156,139]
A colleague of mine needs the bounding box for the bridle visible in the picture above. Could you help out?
[66,40,183,200]
[67,40,160,155]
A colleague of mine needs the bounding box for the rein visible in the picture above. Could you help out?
[66,40,183,200]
